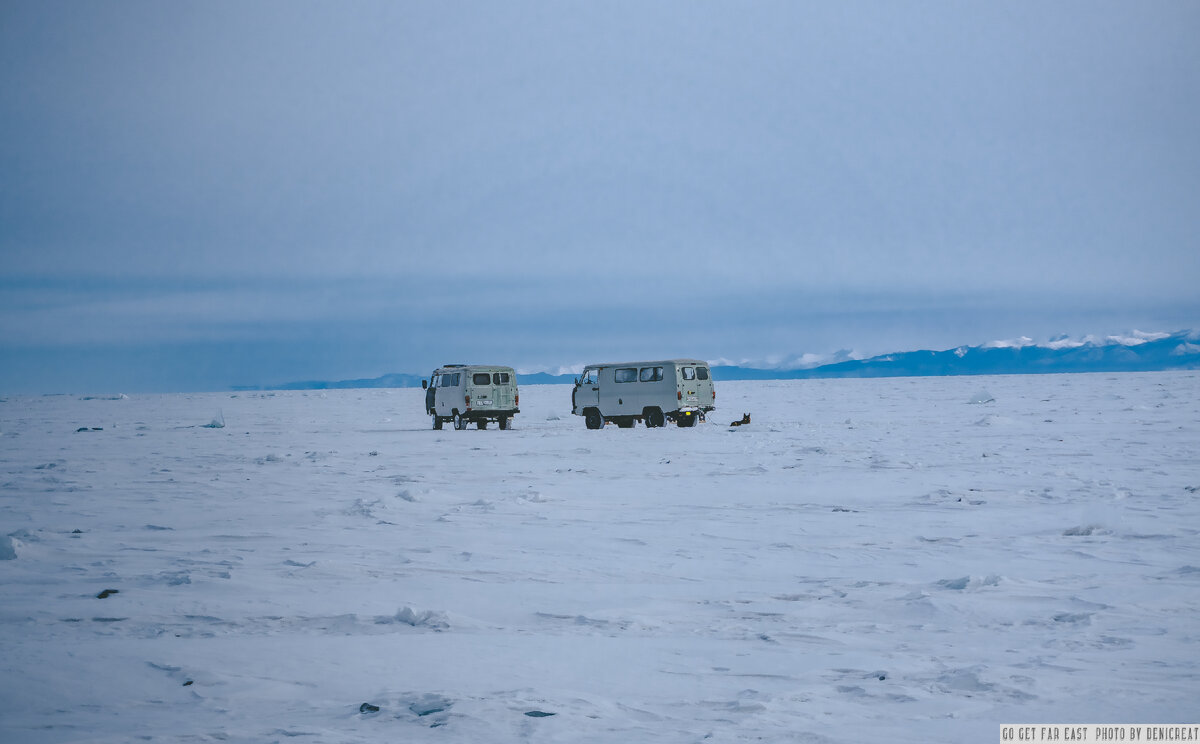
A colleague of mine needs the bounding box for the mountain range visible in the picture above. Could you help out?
[252,330,1200,390]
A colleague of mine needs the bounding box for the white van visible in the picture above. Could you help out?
[571,359,715,429]
[422,365,519,430]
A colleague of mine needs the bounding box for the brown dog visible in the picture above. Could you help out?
[729,413,751,427]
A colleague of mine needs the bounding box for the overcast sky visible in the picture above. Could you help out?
[2,1,1198,393]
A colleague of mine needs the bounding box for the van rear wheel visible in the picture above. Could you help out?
[498,417,509,430]
[476,420,488,430]
[453,413,466,430]
[645,408,665,428]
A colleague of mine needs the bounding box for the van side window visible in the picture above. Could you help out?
[582,369,598,384]
[432,374,441,387]
[472,373,492,385]
[614,367,637,383]
[681,367,696,380]
[639,366,663,382]
[442,373,460,387]
[493,372,510,384]
[696,367,710,381]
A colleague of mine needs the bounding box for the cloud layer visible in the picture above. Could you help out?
[2,1,1198,391]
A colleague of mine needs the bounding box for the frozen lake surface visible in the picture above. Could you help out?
[2,373,1198,742]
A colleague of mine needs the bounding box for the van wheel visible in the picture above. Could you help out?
[498,417,509,430]
[677,414,697,428]
[453,413,466,430]
[432,415,443,430]
[584,409,603,430]
[476,420,488,430]
[616,417,635,428]
[645,408,665,428]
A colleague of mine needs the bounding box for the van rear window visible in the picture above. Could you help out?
[472,373,492,385]
[614,368,637,383]
[493,372,510,384]
[681,367,696,380]
[696,367,710,380]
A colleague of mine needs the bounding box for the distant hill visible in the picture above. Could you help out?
[234,372,427,391]
[254,330,1199,390]
[717,329,1200,381]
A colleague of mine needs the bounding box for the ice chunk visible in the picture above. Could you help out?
[389,607,449,630]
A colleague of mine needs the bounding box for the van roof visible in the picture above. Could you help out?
[582,359,709,368]
[435,364,517,372]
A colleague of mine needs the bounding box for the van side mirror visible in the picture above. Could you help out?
[421,380,428,390]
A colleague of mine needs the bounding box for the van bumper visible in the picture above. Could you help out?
[462,408,519,420]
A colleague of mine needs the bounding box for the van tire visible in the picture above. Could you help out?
[645,408,665,428]
[453,413,466,430]
[616,417,635,428]
[584,409,603,430]
[432,415,443,430]
[498,417,509,430]
[677,414,697,428]
[477,420,488,430]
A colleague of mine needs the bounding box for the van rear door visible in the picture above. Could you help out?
[490,371,514,409]
[694,364,715,409]
[469,371,495,409]
[678,364,713,410]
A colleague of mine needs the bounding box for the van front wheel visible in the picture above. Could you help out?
[584,409,603,430]
[432,415,443,430]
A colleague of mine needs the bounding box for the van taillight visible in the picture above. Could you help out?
[677,391,682,401]
[713,390,716,399]
[515,393,519,406]
[465,394,471,407]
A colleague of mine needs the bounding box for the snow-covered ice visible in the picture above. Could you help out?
[1,373,1198,742]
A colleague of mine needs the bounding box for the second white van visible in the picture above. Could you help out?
[570,359,715,429]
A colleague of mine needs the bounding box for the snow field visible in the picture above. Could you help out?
[1,373,1198,742]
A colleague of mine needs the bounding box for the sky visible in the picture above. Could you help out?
[2,1,1199,394]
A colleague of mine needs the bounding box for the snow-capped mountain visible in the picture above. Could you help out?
[713,329,1200,381]
[262,331,1199,390]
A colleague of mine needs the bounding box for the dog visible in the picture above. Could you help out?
[729,413,751,427]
